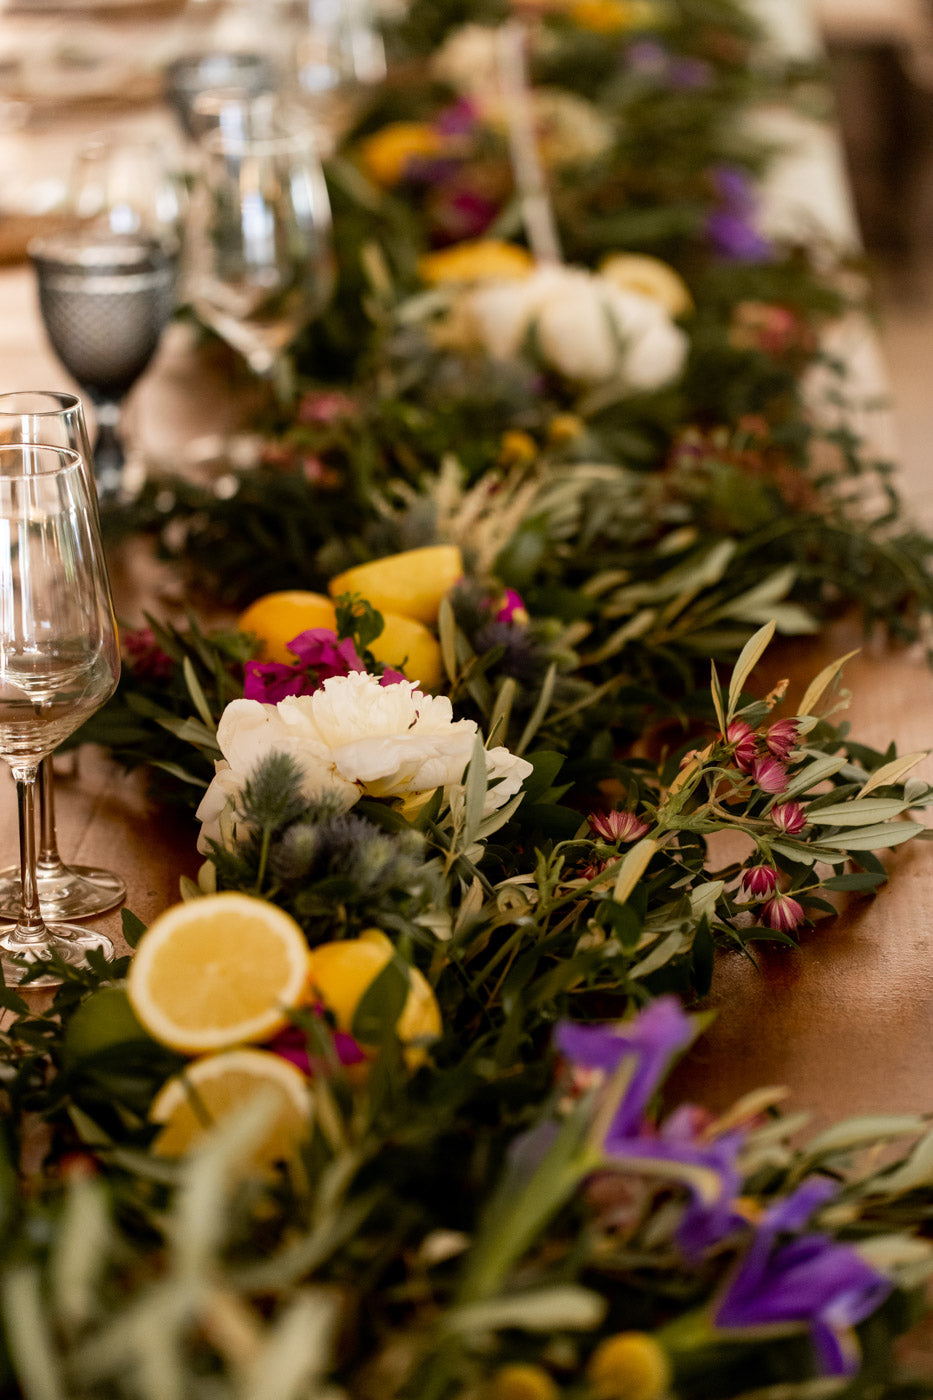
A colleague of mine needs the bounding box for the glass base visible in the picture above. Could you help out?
[0,863,126,921]
[0,922,115,988]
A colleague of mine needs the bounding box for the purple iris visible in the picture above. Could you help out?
[626,39,711,91]
[555,998,695,1141]
[715,1178,892,1376]
[706,164,773,263]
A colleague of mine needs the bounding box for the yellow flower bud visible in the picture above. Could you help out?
[492,1363,560,1400]
[569,0,653,34]
[587,1332,671,1400]
[547,413,584,444]
[418,239,535,285]
[499,430,538,467]
[357,122,444,187]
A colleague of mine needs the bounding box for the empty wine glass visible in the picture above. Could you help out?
[0,444,121,988]
[0,391,126,922]
[68,136,187,255]
[29,232,177,500]
[184,100,335,383]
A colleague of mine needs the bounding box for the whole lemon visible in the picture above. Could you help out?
[237,591,337,664]
[369,613,443,690]
[329,545,463,625]
[309,930,441,1062]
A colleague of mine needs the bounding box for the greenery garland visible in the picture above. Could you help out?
[4,1,933,1397]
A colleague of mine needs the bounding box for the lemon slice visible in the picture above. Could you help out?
[127,893,311,1055]
[150,1047,312,1169]
[237,590,338,664]
[329,545,463,625]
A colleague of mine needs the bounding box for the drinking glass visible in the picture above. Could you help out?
[68,137,187,255]
[29,232,178,500]
[0,392,126,922]
[184,102,335,380]
[0,444,121,988]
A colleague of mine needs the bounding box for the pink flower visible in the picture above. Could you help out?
[771,801,807,835]
[765,719,799,761]
[588,809,650,843]
[753,755,788,794]
[726,719,757,773]
[122,626,174,682]
[297,390,357,425]
[265,1019,367,1075]
[760,891,805,933]
[494,587,529,625]
[243,628,404,704]
[742,864,778,898]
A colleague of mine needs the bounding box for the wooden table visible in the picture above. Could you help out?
[1,1,933,1138]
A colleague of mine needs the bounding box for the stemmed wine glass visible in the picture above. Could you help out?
[68,136,187,255]
[0,391,126,922]
[0,444,121,987]
[28,232,177,500]
[184,100,335,386]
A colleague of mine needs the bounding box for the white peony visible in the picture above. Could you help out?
[196,672,534,852]
[462,263,688,390]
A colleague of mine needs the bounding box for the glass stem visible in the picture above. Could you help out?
[92,400,125,501]
[37,757,66,877]
[13,765,47,942]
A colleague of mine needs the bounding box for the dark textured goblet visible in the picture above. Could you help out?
[29,234,176,500]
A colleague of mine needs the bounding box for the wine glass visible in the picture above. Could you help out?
[184,101,335,383]
[28,232,178,500]
[0,391,126,923]
[68,136,187,255]
[0,444,121,988]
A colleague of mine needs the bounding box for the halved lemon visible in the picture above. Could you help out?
[127,893,312,1055]
[418,239,534,285]
[328,545,463,625]
[237,590,338,664]
[149,1047,312,1168]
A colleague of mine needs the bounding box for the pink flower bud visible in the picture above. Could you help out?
[760,891,805,933]
[588,810,650,843]
[742,864,778,898]
[765,719,799,761]
[726,719,757,773]
[753,755,788,794]
[771,802,807,835]
[494,587,529,625]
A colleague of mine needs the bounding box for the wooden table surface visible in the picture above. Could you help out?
[1,2,933,1138]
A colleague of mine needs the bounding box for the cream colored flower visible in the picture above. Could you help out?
[462,263,689,389]
[431,24,502,96]
[196,674,533,852]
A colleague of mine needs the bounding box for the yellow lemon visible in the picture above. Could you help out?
[309,929,441,1057]
[328,545,463,625]
[149,1047,312,1170]
[237,590,337,664]
[599,252,693,318]
[358,122,444,187]
[418,239,535,284]
[586,1332,671,1400]
[492,1363,559,1400]
[369,612,443,690]
[127,893,312,1056]
[569,0,658,32]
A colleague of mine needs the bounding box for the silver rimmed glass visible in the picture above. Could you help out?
[29,232,177,500]
[185,102,335,380]
[0,445,121,987]
[0,392,126,922]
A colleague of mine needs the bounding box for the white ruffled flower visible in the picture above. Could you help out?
[196,673,534,851]
[463,263,688,389]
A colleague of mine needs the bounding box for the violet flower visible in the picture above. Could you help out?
[706,164,773,264]
[715,1178,891,1376]
[555,998,695,1141]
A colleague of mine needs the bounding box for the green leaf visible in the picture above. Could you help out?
[806,798,911,826]
[351,957,410,1045]
[459,731,490,850]
[710,660,727,737]
[437,596,458,686]
[858,751,928,798]
[818,821,923,851]
[1,1265,67,1400]
[821,871,888,892]
[182,657,214,731]
[121,909,147,949]
[515,662,557,756]
[613,838,659,904]
[727,620,775,719]
[779,754,849,801]
[520,751,565,804]
[445,1285,606,1335]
